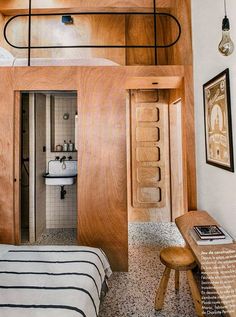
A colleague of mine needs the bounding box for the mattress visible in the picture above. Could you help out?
[0,57,119,67]
[0,59,14,66]
[0,245,112,317]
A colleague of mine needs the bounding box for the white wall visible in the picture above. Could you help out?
[192,0,236,238]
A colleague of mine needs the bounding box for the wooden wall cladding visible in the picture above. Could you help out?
[0,13,4,47]
[169,99,185,219]
[4,15,126,65]
[77,68,128,270]
[125,15,155,65]
[0,65,194,271]
[183,66,196,209]
[125,11,174,65]
[0,1,174,15]
[2,2,187,66]
[168,68,196,212]
[169,0,193,65]
[0,69,15,244]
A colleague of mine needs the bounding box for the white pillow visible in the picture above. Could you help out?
[0,47,14,60]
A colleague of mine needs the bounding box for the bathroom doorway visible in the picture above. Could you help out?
[20,91,78,244]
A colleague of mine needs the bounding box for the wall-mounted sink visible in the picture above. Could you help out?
[43,174,77,186]
[43,160,77,186]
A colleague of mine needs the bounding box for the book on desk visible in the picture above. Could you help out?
[190,225,234,245]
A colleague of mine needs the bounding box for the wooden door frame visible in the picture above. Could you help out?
[168,98,186,220]
[13,90,79,245]
[13,91,21,244]
[127,89,171,222]
[126,76,192,220]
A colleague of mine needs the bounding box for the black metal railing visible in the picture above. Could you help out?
[3,0,181,66]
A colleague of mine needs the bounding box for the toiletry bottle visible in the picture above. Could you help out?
[63,140,68,152]
[68,140,74,151]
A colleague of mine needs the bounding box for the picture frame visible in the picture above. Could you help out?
[203,68,234,172]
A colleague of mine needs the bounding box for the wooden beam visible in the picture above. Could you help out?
[0,0,174,15]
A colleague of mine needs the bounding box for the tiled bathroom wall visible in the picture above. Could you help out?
[45,94,77,229]
[53,96,76,151]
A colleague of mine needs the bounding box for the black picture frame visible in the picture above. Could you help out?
[203,68,234,172]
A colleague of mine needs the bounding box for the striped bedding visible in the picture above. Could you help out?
[0,245,112,317]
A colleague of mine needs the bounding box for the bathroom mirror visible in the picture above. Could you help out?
[50,94,77,152]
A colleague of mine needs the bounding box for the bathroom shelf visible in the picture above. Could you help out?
[51,150,77,153]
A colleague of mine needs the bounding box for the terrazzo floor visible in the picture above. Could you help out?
[22,228,77,245]
[99,222,198,317]
[22,223,198,316]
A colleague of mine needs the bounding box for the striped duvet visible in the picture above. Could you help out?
[0,245,112,317]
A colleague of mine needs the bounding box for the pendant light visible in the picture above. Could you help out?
[218,0,234,56]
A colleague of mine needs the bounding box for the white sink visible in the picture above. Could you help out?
[44,160,77,186]
[44,175,77,186]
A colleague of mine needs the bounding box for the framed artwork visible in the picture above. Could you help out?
[203,69,234,172]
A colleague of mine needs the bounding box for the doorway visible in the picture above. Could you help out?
[127,89,185,223]
[20,91,78,244]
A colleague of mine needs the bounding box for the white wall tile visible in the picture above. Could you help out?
[45,94,77,229]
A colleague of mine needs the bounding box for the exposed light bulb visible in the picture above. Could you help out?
[218,16,234,56]
[219,0,234,56]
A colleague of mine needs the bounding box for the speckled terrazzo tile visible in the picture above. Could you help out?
[128,222,185,247]
[99,223,197,317]
[22,228,77,245]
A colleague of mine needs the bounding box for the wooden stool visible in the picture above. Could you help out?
[155,246,203,317]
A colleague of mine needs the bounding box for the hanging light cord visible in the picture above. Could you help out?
[224,0,227,16]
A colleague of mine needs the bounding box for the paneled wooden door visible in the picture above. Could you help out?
[128,89,171,222]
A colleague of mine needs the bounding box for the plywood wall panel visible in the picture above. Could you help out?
[0,70,15,243]
[169,0,193,65]
[3,6,182,66]
[77,68,128,271]
[0,0,174,15]
[169,99,185,220]
[12,67,78,91]
[155,11,172,65]
[184,66,196,209]
[168,72,196,213]
[0,13,4,47]
[5,15,126,65]
[0,65,195,271]
[126,15,155,65]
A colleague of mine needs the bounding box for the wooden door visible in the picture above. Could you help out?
[35,94,47,240]
[129,89,171,222]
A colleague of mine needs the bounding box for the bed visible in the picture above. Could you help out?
[0,48,119,67]
[0,244,112,317]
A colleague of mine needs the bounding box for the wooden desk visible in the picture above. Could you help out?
[176,210,236,317]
